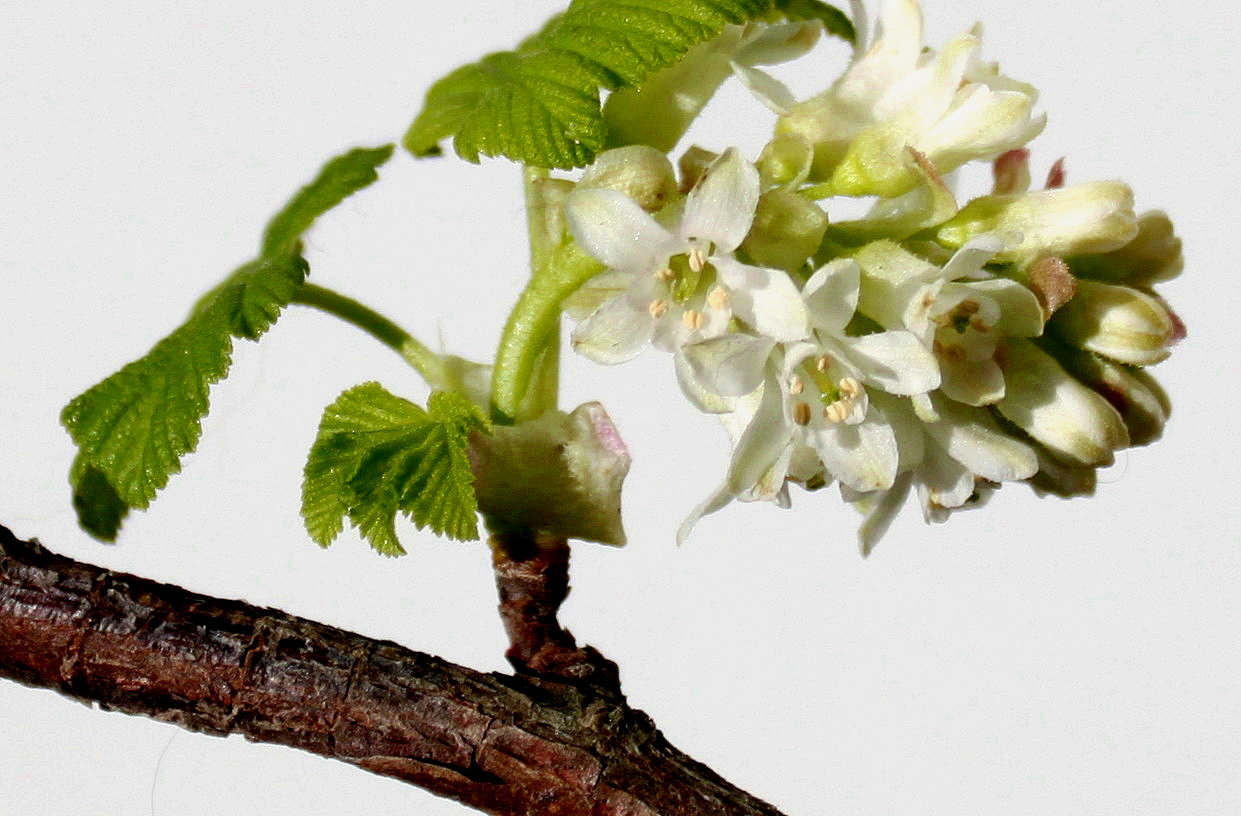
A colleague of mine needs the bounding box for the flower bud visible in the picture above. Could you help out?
[937,181,1139,261]
[677,145,718,194]
[1025,446,1098,499]
[758,133,814,189]
[996,339,1129,467]
[1068,210,1183,285]
[740,189,828,272]
[578,145,677,212]
[1048,280,1176,366]
[1049,343,1171,447]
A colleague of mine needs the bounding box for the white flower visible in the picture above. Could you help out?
[776,0,1044,196]
[677,259,940,539]
[854,236,1044,407]
[566,148,808,365]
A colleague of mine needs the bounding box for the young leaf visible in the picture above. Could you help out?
[302,384,489,555]
[405,0,776,168]
[63,144,395,539]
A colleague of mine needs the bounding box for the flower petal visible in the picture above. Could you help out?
[676,482,734,545]
[854,471,913,557]
[731,63,797,114]
[683,334,775,397]
[841,330,941,395]
[566,188,674,271]
[967,278,1044,337]
[726,379,796,496]
[915,439,975,517]
[681,148,760,252]
[716,258,808,341]
[812,404,899,492]
[570,294,654,364]
[674,350,736,414]
[922,393,1038,481]
[938,354,1006,406]
[803,258,860,334]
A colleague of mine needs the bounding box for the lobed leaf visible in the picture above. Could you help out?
[302,384,488,554]
[62,145,395,539]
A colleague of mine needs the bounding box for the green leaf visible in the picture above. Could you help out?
[405,0,775,168]
[302,384,489,554]
[62,144,394,540]
[774,0,855,43]
[261,144,395,257]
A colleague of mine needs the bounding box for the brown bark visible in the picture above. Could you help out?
[0,524,787,816]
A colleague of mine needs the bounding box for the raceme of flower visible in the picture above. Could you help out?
[552,0,1183,555]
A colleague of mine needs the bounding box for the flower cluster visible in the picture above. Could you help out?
[559,0,1182,553]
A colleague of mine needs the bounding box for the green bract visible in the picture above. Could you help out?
[302,385,489,554]
[61,145,394,541]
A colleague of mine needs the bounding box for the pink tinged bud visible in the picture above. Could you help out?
[1048,280,1177,366]
[1069,210,1184,285]
[996,339,1129,467]
[1053,344,1171,447]
[992,148,1031,195]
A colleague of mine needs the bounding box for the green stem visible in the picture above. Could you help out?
[291,283,447,387]
[490,167,600,426]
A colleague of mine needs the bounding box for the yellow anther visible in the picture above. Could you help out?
[648,299,669,318]
[815,354,832,372]
[657,267,676,282]
[788,375,805,395]
[707,286,730,310]
[682,309,704,331]
[793,402,812,426]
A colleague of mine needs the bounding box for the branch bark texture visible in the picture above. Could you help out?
[0,524,787,816]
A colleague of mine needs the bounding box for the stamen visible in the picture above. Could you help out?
[682,309,704,331]
[648,299,669,318]
[687,246,706,273]
[793,402,812,426]
[839,377,862,399]
[815,355,832,372]
[657,267,676,282]
[707,286,730,310]
[788,375,805,395]
[823,401,849,423]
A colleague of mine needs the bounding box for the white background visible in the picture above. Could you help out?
[1,1,1238,814]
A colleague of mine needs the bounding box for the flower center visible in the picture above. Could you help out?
[790,356,863,425]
